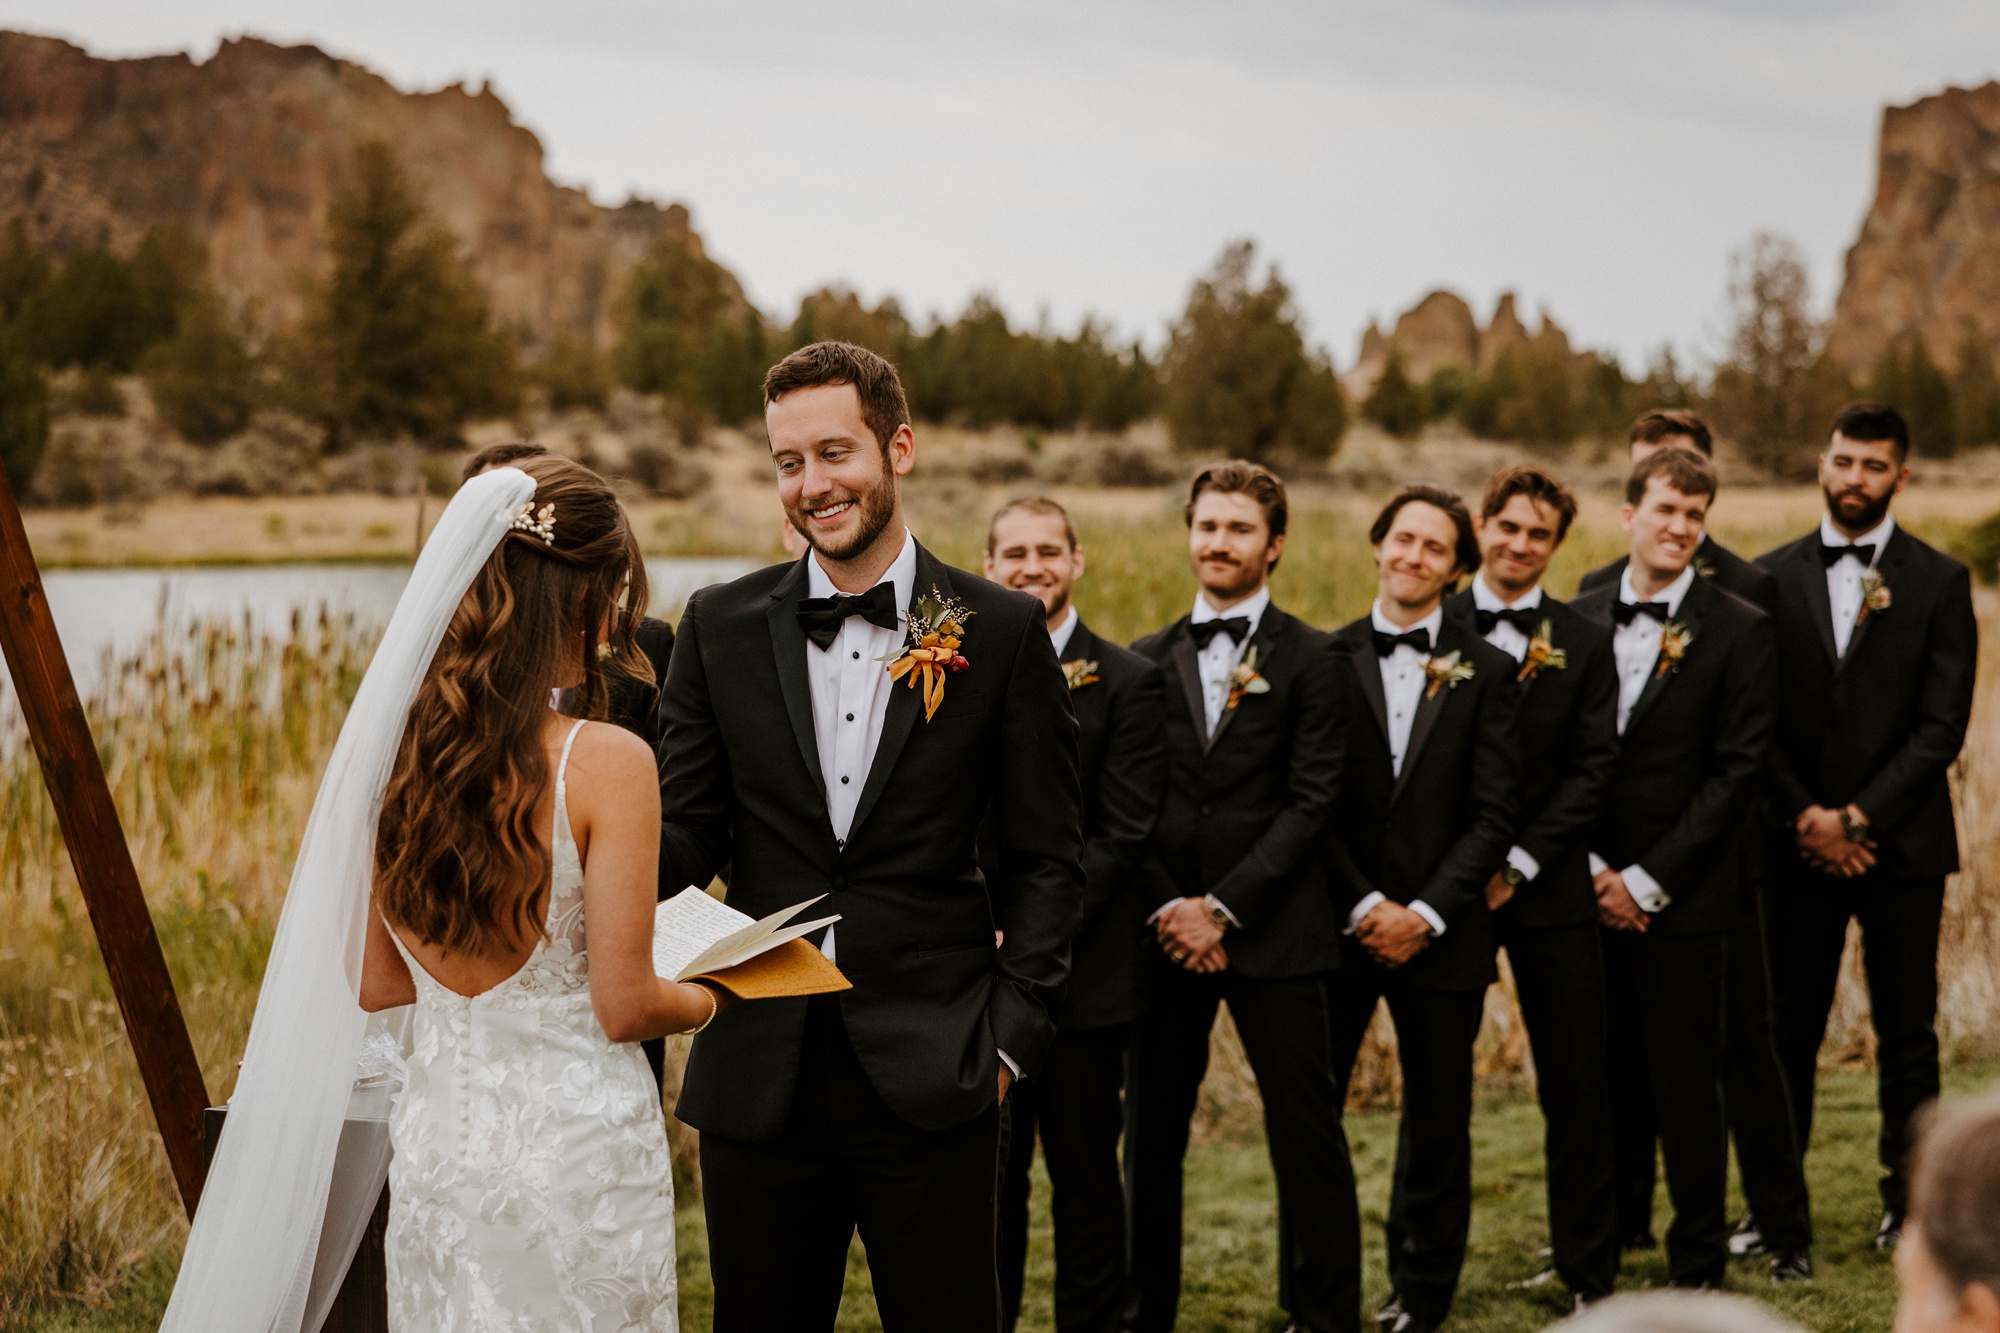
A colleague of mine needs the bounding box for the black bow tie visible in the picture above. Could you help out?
[1190,617,1251,649]
[1373,626,1432,657]
[1612,600,1672,626]
[797,582,901,651]
[1819,541,1879,568]
[1474,605,1540,636]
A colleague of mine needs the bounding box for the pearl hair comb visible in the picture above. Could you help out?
[510,501,556,544]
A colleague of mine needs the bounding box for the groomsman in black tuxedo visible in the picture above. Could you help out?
[1443,465,1620,1308]
[1577,411,1810,1274]
[1573,446,1778,1290]
[1322,486,1521,1333]
[658,342,1084,1332]
[1755,402,1977,1250]
[1125,460,1359,1333]
[980,496,1167,1333]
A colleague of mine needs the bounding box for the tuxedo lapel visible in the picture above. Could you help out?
[1352,633,1391,744]
[848,545,947,839]
[1837,528,1906,672]
[1623,578,1709,734]
[1392,620,1458,803]
[1168,624,1210,746]
[1794,539,1840,666]
[764,557,826,802]
[1205,611,1284,753]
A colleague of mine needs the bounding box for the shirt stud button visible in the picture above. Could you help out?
[852,651,860,660]
[841,775,850,784]
[846,713,854,721]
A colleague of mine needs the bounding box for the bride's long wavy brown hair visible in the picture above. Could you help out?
[374,453,652,955]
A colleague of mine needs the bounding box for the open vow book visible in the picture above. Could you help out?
[652,888,851,999]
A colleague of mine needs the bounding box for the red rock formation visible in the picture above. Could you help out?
[0,30,736,348]
[1827,82,2000,376]
[1345,289,1573,398]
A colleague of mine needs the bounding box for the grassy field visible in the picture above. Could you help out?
[2,480,1998,1330]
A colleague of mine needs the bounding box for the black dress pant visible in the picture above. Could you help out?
[1496,919,1619,1299]
[1602,929,1729,1288]
[1325,965,1486,1325]
[999,1024,1129,1333]
[1125,959,1360,1333]
[1767,867,1945,1214]
[701,997,1002,1333]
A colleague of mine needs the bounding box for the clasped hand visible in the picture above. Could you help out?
[1796,804,1875,878]
[1593,868,1649,932]
[1155,898,1228,973]
[1355,901,1432,967]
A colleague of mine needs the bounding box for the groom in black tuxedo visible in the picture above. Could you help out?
[1124,460,1359,1333]
[1576,410,1810,1274]
[1322,486,1520,1333]
[1444,465,1620,1308]
[1755,402,1977,1249]
[980,496,1167,1333]
[1573,446,1778,1290]
[657,342,1084,1332]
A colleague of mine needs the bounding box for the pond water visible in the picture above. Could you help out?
[23,556,759,698]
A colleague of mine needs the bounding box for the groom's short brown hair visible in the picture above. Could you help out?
[763,341,911,456]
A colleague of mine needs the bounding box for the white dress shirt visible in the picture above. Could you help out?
[1470,578,1546,885]
[1049,604,1080,658]
[1345,601,1449,939]
[1822,512,1894,658]
[1191,586,1269,736]
[1588,563,1696,914]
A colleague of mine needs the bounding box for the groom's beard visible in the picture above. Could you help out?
[794,471,898,563]
[1824,481,1892,534]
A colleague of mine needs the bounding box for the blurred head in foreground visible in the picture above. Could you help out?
[1567,1291,1806,1333]
[1896,1092,2000,1333]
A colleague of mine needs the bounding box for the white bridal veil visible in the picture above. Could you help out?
[159,466,539,1333]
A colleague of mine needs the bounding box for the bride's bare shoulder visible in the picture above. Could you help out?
[555,721,657,801]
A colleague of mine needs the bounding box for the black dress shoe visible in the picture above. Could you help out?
[1374,1296,1405,1326]
[1621,1229,1659,1252]
[1769,1252,1815,1283]
[1876,1209,1906,1251]
[1728,1211,1769,1258]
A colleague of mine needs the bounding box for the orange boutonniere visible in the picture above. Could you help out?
[884,587,973,722]
[1422,650,1477,699]
[1062,659,1101,691]
[1656,621,1694,678]
[1224,645,1271,711]
[1857,569,1892,625]
[1517,619,1568,683]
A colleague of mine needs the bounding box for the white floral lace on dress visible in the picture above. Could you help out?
[386,720,679,1332]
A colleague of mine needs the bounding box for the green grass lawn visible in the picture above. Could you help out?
[33,1065,1994,1333]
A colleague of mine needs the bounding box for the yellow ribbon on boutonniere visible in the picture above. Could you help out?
[1225,645,1271,711]
[1517,619,1568,683]
[1062,659,1101,691]
[1422,650,1477,699]
[1856,569,1892,626]
[884,586,974,722]
[1656,621,1695,679]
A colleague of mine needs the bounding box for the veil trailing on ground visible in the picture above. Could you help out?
[160,466,539,1333]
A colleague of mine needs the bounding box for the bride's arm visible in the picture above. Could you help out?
[573,722,726,1042]
[360,907,416,1012]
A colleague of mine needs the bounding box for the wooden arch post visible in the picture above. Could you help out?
[0,466,210,1215]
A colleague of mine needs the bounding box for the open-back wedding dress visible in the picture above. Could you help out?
[384,719,679,1331]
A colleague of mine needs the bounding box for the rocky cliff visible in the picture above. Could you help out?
[1827,81,2000,376]
[0,30,731,349]
[1344,289,1570,398]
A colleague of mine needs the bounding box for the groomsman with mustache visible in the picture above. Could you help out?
[1322,486,1521,1333]
[1573,446,1778,1290]
[1578,411,1811,1277]
[1125,460,1360,1333]
[981,496,1168,1333]
[1444,465,1621,1309]
[1755,402,1977,1251]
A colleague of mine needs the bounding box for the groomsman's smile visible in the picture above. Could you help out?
[1621,472,1709,586]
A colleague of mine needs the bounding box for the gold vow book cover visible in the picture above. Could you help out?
[689,937,851,998]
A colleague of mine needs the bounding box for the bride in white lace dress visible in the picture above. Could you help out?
[356,454,721,1332]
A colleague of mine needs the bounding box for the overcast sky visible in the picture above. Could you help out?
[5,0,1998,371]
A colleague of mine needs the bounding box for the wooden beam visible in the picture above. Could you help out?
[0,467,210,1215]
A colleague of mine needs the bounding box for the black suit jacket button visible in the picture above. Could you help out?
[832,875,846,891]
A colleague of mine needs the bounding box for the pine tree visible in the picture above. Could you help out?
[1363,352,1427,438]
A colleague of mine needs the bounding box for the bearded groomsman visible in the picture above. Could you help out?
[1125,460,1359,1333]
[1573,446,1778,1290]
[1755,402,1977,1250]
[1444,465,1620,1308]
[1578,410,1811,1274]
[1321,486,1520,1333]
[659,343,1084,1332]
[981,497,1168,1333]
